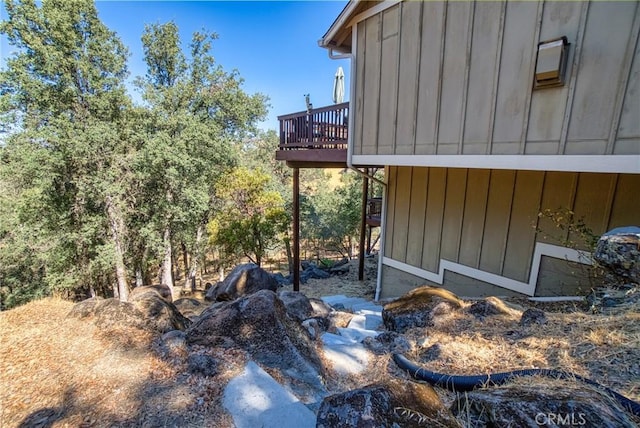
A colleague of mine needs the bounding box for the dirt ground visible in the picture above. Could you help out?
[296,256,378,300]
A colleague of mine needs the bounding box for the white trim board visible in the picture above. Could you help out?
[382,242,592,296]
[347,1,401,29]
[352,154,640,174]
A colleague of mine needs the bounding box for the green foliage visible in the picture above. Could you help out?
[134,22,268,287]
[0,0,133,305]
[208,167,288,267]
[535,207,603,289]
[536,208,599,251]
[0,3,268,307]
[301,170,362,259]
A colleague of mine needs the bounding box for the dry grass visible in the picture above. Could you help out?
[2,282,638,427]
[0,298,243,427]
[401,297,640,403]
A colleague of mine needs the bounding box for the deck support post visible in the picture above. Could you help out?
[293,167,300,291]
[358,168,369,281]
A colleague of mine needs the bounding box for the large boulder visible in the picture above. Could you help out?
[316,379,458,428]
[173,298,206,321]
[187,289,324,398]
[278,290,314,322]
[382,286,464,333]
[129,292,191,333]
[594,227,640,284]
[205,263,278,302]
[451,382,637,428]
[129,284,172,302]
[68,294,191,334]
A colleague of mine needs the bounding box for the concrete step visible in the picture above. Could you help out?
[337,326,380,343]
[223,361,316,428]
[347,313,383,331]
[321,342,370,375]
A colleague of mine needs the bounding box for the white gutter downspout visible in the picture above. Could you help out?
[342,23,388,301]
[323,23,388,301]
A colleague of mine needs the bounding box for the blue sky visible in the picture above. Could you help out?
[1,1,351,132]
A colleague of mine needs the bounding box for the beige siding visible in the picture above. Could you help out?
[405,168,428,267]
[414,1,445,155]
[358,15,381,156]
[566,2,637,149]
[352,0,640,157]
[615,20,640,154]
[394,0,421,155]
[377,5,401,155]
[437,2,472,149]
[478,170,516,274]
[440,169,467,263]
[492,1,540,150]
[463,1,504,152]
[383,166,640,296]
[421,168,446,272]
[459,169,490,268]
[501,171,544,281]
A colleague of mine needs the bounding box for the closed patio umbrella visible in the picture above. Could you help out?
[332,66,345,104]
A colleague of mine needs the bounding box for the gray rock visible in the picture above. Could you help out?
[129,284,173,302]
[363,331,411,355]
[187,354,218,377]
[278,290,313,322]
[173,298,205,321]
[69,294,191,334]
[130,292,192,333]
[316,380,457,428]
[382,286,464,333]
[520,308,547,326]
[468,299,504,318]
[451,382,637,428]
[94,299,147,329]
[309,298,332,318]
[302,318,322,340]
[329,263,350,275]
[66,297,102,319]
[271,272,291,286]
[205,263,278,302]
[159,330,187,359]
[300,268,330,283]
[187,290,325,399]
[594,227,640,284]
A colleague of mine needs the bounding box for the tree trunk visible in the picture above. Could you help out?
[184,226,203,292]
[284,236,293,274]
[106,195,129,301]
[181,242,189,280]
[161,226,175,299]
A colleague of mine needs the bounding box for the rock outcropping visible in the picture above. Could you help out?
[205,263,278,302]
[594,226,640,284]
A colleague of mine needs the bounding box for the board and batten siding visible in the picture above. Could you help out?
[352,1,640,158]
[382,166,640,297]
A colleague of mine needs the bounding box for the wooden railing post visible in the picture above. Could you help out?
[293,168,300,291]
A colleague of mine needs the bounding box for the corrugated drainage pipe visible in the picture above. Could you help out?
[393,353,640,417]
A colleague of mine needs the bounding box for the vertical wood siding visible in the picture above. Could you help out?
[353,0,640,156]
[385,166,639,290]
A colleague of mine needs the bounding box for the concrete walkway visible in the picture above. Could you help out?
[222,294,383,428]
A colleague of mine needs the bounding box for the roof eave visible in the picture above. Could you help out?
[319,0,359,51]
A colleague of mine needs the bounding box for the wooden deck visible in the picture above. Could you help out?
[276,102,348,168]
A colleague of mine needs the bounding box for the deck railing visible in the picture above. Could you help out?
[277,102,349,150]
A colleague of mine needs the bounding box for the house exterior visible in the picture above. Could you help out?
[317,0,640,298]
